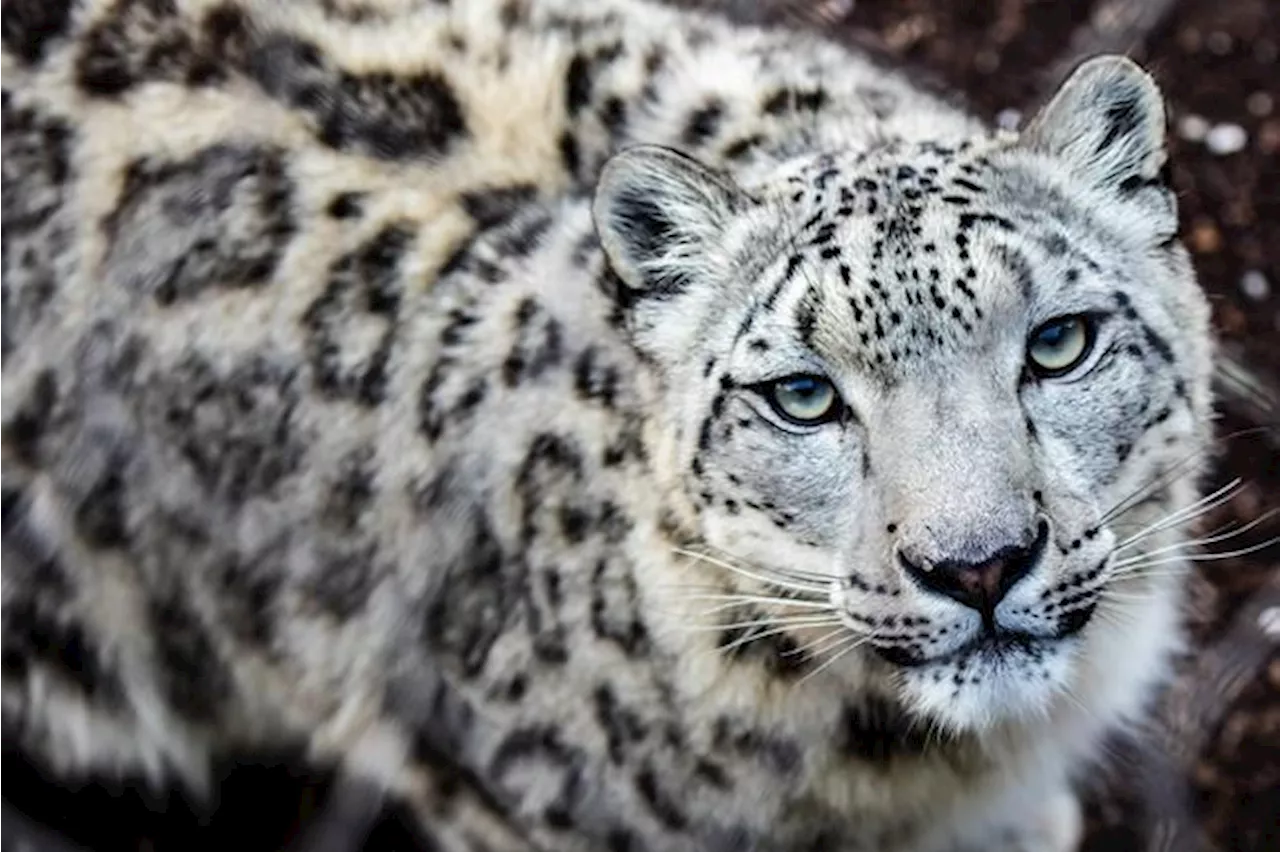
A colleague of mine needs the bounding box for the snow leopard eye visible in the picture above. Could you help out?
[763,375,840,425]
[1027,314,1095,378]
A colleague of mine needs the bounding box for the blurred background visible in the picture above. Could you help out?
[3,0,1276,850]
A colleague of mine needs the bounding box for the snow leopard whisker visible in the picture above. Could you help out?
[672,547,832,593]
[1096,426,1267,526]
[688,543,838,585]
[919,715,958,755]
[1105,572,1189,588]
[1122,476,1243,542]
[797,632,872,685]
[680,614,845,634]
[1090,601,1139,630]
[1110,477,1243,551]
[714,621,846,656]
[660,573,829,593]
[1112,507,1278,559]
[695,614,860,660]
[1097,451,1208,526]
[783,625,857,657]
[677,594,834,614]
[1112,530,1280,568]
[1096,587,1154,602]
[1111,536,1280,573]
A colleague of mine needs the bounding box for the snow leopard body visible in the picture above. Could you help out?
[1,0,1214,849]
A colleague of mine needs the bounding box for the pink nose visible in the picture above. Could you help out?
[899,520,1048,613]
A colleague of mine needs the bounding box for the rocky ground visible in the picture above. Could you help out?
[3,1,1276,850]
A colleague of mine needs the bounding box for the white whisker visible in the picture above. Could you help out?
[1113,507,1277,559]
[660,581,825,602]
[712,622,829,655]
[1107,569,1193,584]
[1113,478,1242,550]
[684,542,838,584]
[1097,587,1151,602]
[678,615,845,634]
[1097,426,1266,526]
[672,548,829,595]
[797,633,869,685]
[1097,447,1210,524]
[677,593,833,611]
[1112,535,1280,571]
[785,625,859,657]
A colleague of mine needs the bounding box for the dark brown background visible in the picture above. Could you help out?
[3,1,1276,850]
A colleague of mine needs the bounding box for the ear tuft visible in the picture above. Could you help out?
[593,145,746,300]
[1021,56,1168,195]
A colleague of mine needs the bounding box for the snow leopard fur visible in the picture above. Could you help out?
[1,0,1215,850]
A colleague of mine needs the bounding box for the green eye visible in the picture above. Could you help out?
[1027,315,1095,377]
[765,375,840,425]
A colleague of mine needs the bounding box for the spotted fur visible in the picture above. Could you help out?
[1,1,1214,850]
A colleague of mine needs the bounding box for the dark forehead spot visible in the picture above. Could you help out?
[992,244,1035,297]
[1042,233,1069,256]
[958,211,1015,233]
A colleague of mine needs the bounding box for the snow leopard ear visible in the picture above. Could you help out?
[593,145,747,301]
[1021,56,1170,201]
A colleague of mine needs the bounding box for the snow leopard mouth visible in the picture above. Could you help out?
[870,631,1037,668]
[938,631,1049,666]
[871,607,1094,670]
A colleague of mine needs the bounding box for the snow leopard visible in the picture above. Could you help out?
[1,0,1215,849]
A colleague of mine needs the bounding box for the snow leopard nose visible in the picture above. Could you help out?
[899,520,1049,614]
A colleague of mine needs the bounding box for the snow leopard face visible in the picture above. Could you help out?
[596,56,1212,734]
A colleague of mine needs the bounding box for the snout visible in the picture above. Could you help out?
[897,519,1049,629]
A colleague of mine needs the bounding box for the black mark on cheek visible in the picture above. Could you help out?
[1141,325,1175,364]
